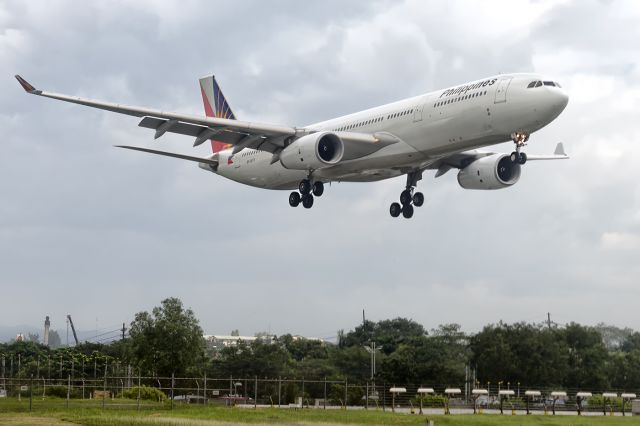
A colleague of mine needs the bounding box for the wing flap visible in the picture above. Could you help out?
[138,116,248,144]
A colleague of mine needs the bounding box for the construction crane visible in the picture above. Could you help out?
[67,314,79,345]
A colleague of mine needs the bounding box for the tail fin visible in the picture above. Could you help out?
[199,75,236,153]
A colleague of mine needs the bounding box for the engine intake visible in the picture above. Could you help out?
[457,154,521,190]
[280,132,344,170]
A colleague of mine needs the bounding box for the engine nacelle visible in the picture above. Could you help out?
[457,154,521,190]
[280,132,344,170]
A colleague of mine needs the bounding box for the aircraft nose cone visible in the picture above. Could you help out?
[554,89,569,112]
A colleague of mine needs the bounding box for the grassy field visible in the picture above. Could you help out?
[1,399,638,425]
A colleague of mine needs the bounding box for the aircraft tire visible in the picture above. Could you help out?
[390,202,401,218]
[289,192,301,207]
[302,193,314,209]
[413,192,424,207]
[518,152,527,165]
[312,181,324,197]
[299,179,311,194]
[402,203,414,219]
[400,190,412,205]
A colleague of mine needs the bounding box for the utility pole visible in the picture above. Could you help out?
[121,323,126,341]
[547,312,551,330]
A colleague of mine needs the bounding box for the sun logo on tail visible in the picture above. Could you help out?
[199,75,236,154]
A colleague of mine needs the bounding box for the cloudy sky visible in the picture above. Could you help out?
[1,0,639,342]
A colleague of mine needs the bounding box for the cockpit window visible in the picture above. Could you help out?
[554,82,562,88]
[535,81,542,87]
[543,81,555,86]
[527,81,537,88]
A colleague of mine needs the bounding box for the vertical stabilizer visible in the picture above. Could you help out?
[199,75,236,153]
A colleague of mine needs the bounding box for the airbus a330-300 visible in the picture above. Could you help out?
[15,73,568,219]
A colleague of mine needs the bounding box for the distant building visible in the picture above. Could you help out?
[15,334,24,342]
[203,333,326,353]
[204,334,275,351]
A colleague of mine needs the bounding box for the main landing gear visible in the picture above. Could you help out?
[289,178,324,209]
[390,171,424,219]
[509,132,529,165]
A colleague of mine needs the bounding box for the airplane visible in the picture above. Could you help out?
[15,72,569,219]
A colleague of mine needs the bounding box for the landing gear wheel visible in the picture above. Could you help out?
[510,151,518,163]
[312,181,324,197]
[400,189,413,205]
[390,202,401,218]
[402,203,414,219]
[289,192,301,207]
[412,192,424,207]
[518,152,527,165]
[301,193,314,209]
[299,179,311,194]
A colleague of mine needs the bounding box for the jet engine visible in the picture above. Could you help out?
[457,154,521,190]
[280,132,344,170]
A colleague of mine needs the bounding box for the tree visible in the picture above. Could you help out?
[342,318,426,355]
[129,297,205,376]
[563,323,609,389]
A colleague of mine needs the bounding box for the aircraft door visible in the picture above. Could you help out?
[493,77,513,104]
[413,102,425,122]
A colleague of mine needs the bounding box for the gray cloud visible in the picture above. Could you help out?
[1,0,639,341]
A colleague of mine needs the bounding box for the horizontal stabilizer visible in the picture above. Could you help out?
[114,145,219,166]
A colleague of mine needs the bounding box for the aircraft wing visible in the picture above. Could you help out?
[15,75,397,159]
[114,145,219,166]
[429,143,568,177]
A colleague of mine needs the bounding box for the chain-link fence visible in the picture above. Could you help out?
[0,375,638,416]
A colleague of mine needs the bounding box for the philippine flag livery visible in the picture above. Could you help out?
[199,75,236,154]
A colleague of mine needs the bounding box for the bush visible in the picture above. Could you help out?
[412,394,447,407]
[122,385,167,401]
[45,385,80,399]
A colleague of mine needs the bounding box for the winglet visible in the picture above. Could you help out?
[15,75,41,94]
[554,142,567,156]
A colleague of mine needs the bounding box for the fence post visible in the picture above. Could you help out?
[302,377,305,408]
[365,382,369,410]
[254,376,258,409]
[66,374,70,409]
[204,374,207,405]
[29,374,33,413]
[278,376,281,408]
[102,374,106,410]
[382,381,386,412]
[137,370,141,411]
[344,379,348,409]
[171,373,175,410]
[323,377,327,410]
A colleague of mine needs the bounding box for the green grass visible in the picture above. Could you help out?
[1,399,638,425]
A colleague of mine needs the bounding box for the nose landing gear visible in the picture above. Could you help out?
[289,178,324,209]
[510,132,529,165]
[390,171,424,219]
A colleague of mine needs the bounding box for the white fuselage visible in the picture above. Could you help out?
[205,73,568,190]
